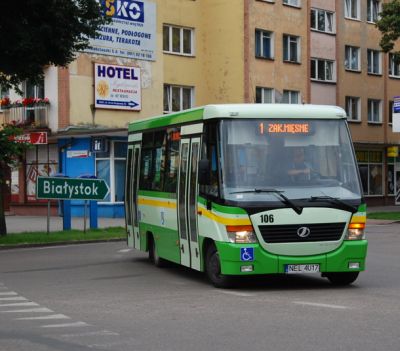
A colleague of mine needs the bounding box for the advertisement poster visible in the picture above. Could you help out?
[95,63,141,110]
[85,0,156,61]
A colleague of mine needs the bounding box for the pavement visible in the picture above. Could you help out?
[3,205,399,234]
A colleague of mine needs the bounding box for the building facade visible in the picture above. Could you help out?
[0,0,399,216]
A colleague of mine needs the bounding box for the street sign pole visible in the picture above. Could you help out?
[47,200,50,235]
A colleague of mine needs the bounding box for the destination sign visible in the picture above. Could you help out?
[259,122,311,135]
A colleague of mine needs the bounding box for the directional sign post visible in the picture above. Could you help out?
[36,177,109,201]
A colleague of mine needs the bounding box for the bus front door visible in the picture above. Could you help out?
[126,144,141,249]
[178,137,201,271]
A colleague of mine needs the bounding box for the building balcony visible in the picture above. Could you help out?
[3,104,49,129]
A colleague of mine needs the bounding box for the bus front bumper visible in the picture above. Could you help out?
[215,240,368,276]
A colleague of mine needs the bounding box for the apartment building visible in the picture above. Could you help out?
[1,0,399,216]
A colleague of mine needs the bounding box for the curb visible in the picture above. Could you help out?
[0,238,125,250]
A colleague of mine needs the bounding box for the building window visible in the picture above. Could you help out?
[0,85,9,111]
[163,25,194,55]
[356,150,383,196]
[24,79,44,99]
[344,0,360,20]
[367,49,381,75]
[25,144,58,202]
[311,58,335,82]
[255,87,275,103]
[255,29,274,59]
[310,8,335,33]
[345,45,360,71]
[367,0,381,23]
[96,141,127,203]
[389,53,400,77]
[388,158,395,195]
[164,84,193,113]
[283,0,300,7]
[282,90,300,104]
[283,34,300,63]
[389,100,393,125]
[368,99,382,123]
[345,96,361,122]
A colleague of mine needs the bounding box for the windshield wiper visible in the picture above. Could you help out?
[230,188,303,215]
[309,196,358,213]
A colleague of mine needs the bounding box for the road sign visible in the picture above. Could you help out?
[36,177,110,200]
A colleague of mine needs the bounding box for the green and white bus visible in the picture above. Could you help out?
[125,104,367,287]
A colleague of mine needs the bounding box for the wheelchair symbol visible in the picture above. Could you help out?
[240,248,254,262]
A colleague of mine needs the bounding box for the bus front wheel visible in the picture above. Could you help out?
[325,272,359,286]
[205,244,232,288]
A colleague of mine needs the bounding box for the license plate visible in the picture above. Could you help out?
[285,264,320,274]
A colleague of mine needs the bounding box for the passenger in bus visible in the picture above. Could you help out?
[288,148,312,182]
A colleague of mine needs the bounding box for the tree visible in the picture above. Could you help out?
[376,0,400,57]
[0,0,107,235]
[0,125,32,236]
[0,0,107,91]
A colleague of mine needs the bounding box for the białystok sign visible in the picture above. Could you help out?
[36,177,109,201]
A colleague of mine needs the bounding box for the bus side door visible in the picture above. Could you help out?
[126,143,141,249]
[178,135,201,271]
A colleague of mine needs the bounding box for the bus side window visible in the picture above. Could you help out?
[164,128,180,193]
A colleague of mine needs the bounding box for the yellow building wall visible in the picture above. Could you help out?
[68,0,245,129]
[247,1,309,103]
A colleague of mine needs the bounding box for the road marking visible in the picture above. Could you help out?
[16,314,70,321]
[1,307,53,313]
[0,292,18,296]
[0,296,27,301]
[216,290,255,297]
[292,301,349,310]
[60,330,120,338]
[41,321,90,328]
[118,248,132,253]
[0,302,39,307]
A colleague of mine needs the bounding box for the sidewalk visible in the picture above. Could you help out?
[5,216,124,234]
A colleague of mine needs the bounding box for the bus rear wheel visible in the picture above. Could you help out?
[205,244,232,288]
[325,272,359,286]
[149,236,165,268]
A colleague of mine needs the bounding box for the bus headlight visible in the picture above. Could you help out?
[226,225,257,243]
[345,223,365,240]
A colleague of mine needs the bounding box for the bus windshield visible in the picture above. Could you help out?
[219,119,362,203]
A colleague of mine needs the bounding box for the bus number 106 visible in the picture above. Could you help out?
[260,214,274,223]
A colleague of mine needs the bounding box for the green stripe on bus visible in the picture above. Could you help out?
[358,203,366,212]
[198,196,248,215]
[129,108,204,133]
[138,190,177,199]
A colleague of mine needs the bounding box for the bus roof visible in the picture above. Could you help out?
[128,104,347,133]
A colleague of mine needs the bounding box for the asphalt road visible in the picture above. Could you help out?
[0,223,399,351]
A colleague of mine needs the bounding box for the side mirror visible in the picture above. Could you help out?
[198,159,210,185]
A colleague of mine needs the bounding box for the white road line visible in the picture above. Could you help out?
[0,296,27,301]
[16,314,70,321]
[0,302,39,307]
[216,290,255,297]
[118,248,132,253]
[60,330,119,338]
[1,307,53,313]
[0,292,18,296]
[293,301,350,310]
[41,321,90,328]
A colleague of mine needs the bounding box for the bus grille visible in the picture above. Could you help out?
[258,223,346,243]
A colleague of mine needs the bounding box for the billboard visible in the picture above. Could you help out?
[392,96,400,132]
[85,0,156,61]
[94,63,141,110]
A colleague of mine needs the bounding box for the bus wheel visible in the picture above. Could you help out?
[149,236,165,268]
[205,245,232,288]
[325,272,359,286]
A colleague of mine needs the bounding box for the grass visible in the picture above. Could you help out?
[367,212,400,221]
[0,227,125,247]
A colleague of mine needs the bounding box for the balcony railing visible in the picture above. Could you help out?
[3,105,49,128]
